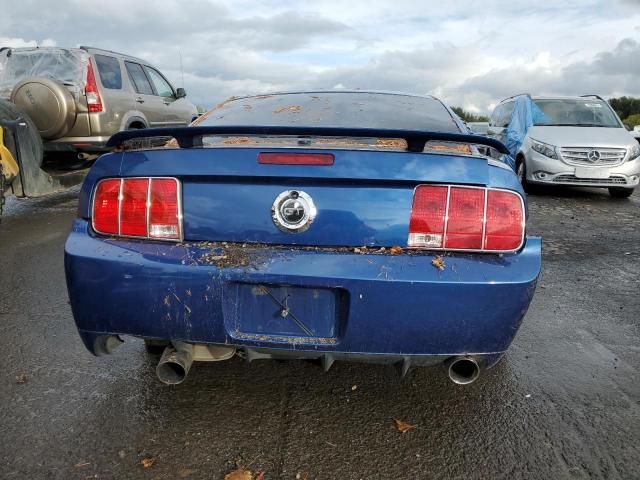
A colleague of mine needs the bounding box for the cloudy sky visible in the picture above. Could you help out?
[2,0,640,114]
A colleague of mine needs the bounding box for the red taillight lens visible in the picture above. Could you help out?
[258,153,334,165]
[85,61,103,113]
[484,190,524,251]
[408,185,447,248]
[93,179,121,234]
[408,185,524,252]
[120,179,149,236]
[149,179,180,239]
[92,178,181,241]
[445,187,485,249]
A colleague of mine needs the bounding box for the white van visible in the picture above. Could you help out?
[488,95,640,198]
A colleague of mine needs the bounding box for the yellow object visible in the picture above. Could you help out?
[0,127,20,180]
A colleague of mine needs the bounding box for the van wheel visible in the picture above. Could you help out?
[516,157,530,192]
[608,187,634,198]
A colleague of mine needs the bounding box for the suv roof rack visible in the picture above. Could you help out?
[79,45,144,62]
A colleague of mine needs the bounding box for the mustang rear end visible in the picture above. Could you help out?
[65,92,541,385]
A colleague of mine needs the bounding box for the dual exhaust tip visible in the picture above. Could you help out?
[156,341,194,385]
[155,341,481,386]
[447,357,481,385]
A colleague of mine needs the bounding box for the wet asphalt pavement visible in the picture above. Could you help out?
[0,186,638,480]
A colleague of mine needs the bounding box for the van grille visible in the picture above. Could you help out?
[552,175,627,185]
[560,147,627,166]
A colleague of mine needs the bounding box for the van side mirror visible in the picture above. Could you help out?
[176,88,186,99]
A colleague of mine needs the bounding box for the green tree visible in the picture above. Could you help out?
[623,113,640,128]
[450,106,489,123]
[608,96,640,120]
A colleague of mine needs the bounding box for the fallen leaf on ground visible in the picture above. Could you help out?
[431,256,446,271]
[255,472,265,480]
[74,462,90,468]
[389,245,403,255]
[141,457,155,469]
[15,373,28,384]
[225,467,253,480]
[296,473,309,480]
[179,468,196,477]
[394,418,417,433]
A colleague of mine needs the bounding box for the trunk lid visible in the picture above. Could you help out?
[119,146,491,247]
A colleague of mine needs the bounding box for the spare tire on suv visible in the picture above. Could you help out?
[10,77,77,140]
[0,98,44,167]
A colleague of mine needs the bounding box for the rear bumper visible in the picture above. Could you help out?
[65,220,541,361]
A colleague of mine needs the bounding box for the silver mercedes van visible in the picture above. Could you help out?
[489,95,640,198]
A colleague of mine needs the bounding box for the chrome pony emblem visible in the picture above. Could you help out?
[587,150,601,162]
[271,190,316,233]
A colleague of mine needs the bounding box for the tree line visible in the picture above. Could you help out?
[608,97,640,128]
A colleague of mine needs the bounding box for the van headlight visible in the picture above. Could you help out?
[530,139,558,159]
[628,143,640,161]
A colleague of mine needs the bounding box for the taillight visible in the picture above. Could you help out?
[92,178,181,241]
[85,61,103,113]
[93,179,120,235]
[258,153,334,165]
[408,185,524,252]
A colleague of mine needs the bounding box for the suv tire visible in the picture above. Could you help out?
[608,187,634,198]
[0,98,44,167]
[10,77,77,140]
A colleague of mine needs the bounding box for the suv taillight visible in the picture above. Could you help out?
[408,185,524,252]
[85,61,103,113]
[92,178,181,241]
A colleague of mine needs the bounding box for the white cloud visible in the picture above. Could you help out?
[0,0,639,113]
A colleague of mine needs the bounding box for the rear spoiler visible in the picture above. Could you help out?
[106,125,510,154]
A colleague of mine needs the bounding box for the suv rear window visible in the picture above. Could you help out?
[125,61,154,95]
[94,55,122,90]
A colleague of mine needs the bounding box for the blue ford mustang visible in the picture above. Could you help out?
[65,91,541,385]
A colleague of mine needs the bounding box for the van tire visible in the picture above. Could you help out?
[10,77,77,140]
[608,187,634,198]
[0,98,44,167]
[516,156,530,192]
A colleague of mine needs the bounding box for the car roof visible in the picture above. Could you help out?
[199,90,462,133]
[229,90,438,102]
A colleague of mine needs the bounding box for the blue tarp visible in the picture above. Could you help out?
[504,96,549,157]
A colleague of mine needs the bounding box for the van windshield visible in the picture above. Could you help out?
[533,99,621,128]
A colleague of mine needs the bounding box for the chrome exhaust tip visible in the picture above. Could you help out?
[447,357,480,385]
[156,341,194,385]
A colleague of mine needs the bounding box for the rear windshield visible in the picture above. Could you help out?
[533,99,621,128]
[198,92,461,132]
[0,48,89,98]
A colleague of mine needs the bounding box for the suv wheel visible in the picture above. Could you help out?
[0,99,44,167]
[608,187,635,198]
